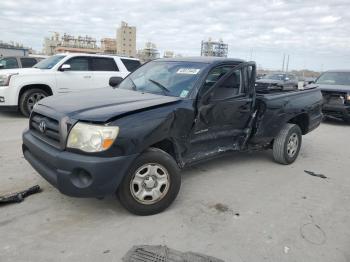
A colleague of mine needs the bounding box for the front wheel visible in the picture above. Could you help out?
[273,123,302,165]
[117,148,181,216]
[19,89,48,117]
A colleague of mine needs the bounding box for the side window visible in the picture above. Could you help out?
[202,66,232,94]
[92,57,118,71]
[0,57,19,69]
[20,58,37,68]
[65,57,89,71]
[211,70,242,100]
[121,59,141,72]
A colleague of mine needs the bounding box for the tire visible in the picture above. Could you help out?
[117,148,181,216]
[273,123,302,165]
[19,89,48,117]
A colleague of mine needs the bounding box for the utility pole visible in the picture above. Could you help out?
[286,54,290,72]
[282,53,286,72]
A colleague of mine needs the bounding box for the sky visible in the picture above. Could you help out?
[0,0,349,71]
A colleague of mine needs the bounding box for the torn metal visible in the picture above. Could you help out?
[0,185,41,205]
[122,245,224,262]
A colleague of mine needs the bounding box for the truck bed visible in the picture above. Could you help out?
[250,86,323,145]
[256,86,318,100]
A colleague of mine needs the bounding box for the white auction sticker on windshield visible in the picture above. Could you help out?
[176,68,201,75]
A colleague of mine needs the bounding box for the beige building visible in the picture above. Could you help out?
[43,32,100,55]
[163,50,174,58]
[116,21,137,57]
[101,38,117,54]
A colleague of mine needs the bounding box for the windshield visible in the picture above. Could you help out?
[118,61,207,97]
[263,74,285,80]
[316,72,350,86]
[33,55,66,69]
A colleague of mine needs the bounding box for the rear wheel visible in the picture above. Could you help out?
[19,89,48,117]
[117,148,181,216]
[273,123,302,164]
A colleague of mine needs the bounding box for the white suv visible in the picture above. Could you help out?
[0,53,140,116]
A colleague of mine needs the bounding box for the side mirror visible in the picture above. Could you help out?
[284,77,290,81]
[60,64,71,71]
[109,76,123,87]
[0,64,4,69]
[308,80,315,84]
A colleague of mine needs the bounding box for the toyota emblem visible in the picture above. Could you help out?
[39,120,47,133]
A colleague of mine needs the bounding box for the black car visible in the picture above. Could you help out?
[255,73,298,91]
[312,70,350,122]
[22,57,323,215]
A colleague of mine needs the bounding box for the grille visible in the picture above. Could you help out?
[255,82,269,90]
[30,112,61,148]
[321,91,346,105]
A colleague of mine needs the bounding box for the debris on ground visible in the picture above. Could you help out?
[0,185,41,205]
[213,203,230,213]
[123,245,224,262]
[284,246,290,254]
[304,170,328,179]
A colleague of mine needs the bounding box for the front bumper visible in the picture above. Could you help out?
[323,103,350,120]
[0,85,17,107]
[22,129,139,198]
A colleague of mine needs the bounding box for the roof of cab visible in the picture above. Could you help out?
[155,56,245,64]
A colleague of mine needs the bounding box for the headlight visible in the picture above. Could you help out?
[0,73,18,86]
[346,93,350,101]
[67,122,119,152]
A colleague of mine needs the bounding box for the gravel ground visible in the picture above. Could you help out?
[0,111,349,262]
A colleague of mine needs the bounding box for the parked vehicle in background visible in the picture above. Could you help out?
[255,73,298,91]
[312,70,350,122]
[0,53,141,116]
[22,57,323,215]
[301,77,317,86]
[0,56,44,69]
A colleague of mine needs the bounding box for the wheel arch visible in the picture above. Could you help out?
[287,113,309,135]
[18,84,53,105]
[149,139,182,166]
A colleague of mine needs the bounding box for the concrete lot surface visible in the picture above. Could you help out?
[0,111,349,262]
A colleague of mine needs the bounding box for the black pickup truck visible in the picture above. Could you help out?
[22,57,323,215]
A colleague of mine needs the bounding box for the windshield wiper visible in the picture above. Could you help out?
[129,78,137,90]
[148,79,170,94]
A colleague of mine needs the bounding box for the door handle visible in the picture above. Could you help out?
[83,75,92,79]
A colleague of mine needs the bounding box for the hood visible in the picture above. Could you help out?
[256,79,283,85]
[37,88,181,122]
[312,83,350,93]
[0,68,42,75]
